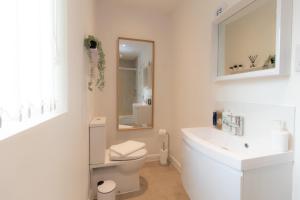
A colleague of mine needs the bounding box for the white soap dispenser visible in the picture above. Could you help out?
[271,120,290,152]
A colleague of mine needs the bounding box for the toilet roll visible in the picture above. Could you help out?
[271,121,290,152]
[159,129,167,135]
[160,149,168,165]
[158,129,169,151]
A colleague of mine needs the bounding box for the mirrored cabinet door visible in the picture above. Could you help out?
[213,0,293,81]
[218,0,276,76]
[117,38,154,131]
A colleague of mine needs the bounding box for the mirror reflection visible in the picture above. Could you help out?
[117,38,154,130]
[218,0,276,76]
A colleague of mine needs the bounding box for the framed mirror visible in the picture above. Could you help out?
[213,0,292,81]
[117,38,154,131]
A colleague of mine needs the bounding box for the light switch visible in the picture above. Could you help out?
[295,44,300,72]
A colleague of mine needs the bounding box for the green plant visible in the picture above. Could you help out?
[84,35,105,91]
[270,55,275,64]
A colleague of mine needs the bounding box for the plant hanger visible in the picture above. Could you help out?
[84,35,106,91]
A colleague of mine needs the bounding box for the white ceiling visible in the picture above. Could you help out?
[108,0,180,14]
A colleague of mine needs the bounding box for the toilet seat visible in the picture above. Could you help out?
[110,148,147,161]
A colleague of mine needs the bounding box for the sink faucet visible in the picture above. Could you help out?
[232,116,244,136]
[222,113,244,136]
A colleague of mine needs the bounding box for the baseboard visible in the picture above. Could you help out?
[146,154,160,162]
[169,155,182,173]
[146,154,182,173]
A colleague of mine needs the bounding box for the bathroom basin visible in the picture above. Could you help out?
[182,127,293,171]
[182,127,294,200]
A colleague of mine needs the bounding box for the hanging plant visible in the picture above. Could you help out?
[84,35,106,91]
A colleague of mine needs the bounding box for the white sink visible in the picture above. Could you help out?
[181,127,294,200]
[182,127,293,170]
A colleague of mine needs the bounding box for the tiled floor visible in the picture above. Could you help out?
[117,161,190,200]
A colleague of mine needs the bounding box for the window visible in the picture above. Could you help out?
[0,0,67,140]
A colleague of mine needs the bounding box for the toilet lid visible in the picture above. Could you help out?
[110,140,146,157]
[110,148,147,161]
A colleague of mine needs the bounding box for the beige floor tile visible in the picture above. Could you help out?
[117,162,190,200]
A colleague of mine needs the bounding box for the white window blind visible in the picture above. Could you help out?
[0,0,67,140]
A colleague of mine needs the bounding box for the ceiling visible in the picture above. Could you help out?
[108,0,180,14]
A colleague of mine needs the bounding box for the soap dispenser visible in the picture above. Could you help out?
[271,120,290,152]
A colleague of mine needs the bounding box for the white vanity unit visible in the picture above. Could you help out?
[181,127,293,200]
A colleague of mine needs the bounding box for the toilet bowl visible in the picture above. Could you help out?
[91,149,147,198]
[89,117,147,199]
[116,149,148,173]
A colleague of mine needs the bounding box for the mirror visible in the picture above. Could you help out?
[214,0,293,80]
[217,0,276,76]
[117,38,154,131]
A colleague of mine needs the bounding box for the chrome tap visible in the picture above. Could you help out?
[232,116,244,136]
[222,112,244,136]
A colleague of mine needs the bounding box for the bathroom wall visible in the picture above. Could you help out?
[0,0,95,199]
[169,0,216,166]
[171,0,300,199]
[215,101,296,151]
[94,0,173,156]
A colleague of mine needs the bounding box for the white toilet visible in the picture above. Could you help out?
[89,117,147,199]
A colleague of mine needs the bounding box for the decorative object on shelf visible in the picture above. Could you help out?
[229,65,238,71]
[270,55,276,65]
[229,64,243,74]
[263,54,276,69]
[84,35,106,91]
[248,55,258,68]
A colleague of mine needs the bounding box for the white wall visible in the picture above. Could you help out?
[171,0,300,199]
[94,0,173,156]
[170,0,216,164]
[0,0,95,199]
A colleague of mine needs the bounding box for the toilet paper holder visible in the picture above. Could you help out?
[159,129,169,150]
[159,129,169,165]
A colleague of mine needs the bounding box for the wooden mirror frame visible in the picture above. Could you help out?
[116,37,155,131]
